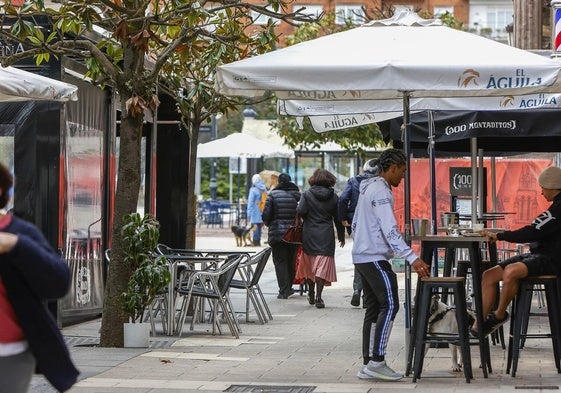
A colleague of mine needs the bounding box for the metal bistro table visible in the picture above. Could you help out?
[412,234,498,378]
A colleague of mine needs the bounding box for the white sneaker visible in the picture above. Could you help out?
[361,361,403,381]
[357,365,377,380]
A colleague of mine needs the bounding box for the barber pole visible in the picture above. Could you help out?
[553,0,561,53]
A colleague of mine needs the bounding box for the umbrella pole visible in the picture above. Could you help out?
[428,111,438,274]
[237,157,241,225]
[471,138,478,224]
[402,92,412,369]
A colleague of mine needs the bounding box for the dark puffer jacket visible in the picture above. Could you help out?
[297,185,345,257]
[262,181,301,245]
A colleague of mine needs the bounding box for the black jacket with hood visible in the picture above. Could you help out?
[297,185,345,257]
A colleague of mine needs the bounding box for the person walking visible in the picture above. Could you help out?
[352,149,430,381]
[471,165,561,337]
[297,168,345,309]
[338,159,377,307]
[262,173,301,299]
[247,173,268,246]
[0,162,79,392]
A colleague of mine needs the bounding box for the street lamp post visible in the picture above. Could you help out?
[209,115,217,200]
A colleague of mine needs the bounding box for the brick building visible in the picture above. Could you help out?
[247,0,513,45]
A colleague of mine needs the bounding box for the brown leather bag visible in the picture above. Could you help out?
[282,214,303,244]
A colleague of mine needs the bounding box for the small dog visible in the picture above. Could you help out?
[426,296,476,372]
[231,225,252,247]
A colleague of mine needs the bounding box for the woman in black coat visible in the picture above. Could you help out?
[262,173,301,299]
[297,169,345,308]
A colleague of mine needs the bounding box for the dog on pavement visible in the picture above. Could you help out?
[426,296,476,372]
[231,225,252,247]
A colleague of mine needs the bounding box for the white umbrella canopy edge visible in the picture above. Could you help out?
[284,91,561,133]
[197,132,294,159]
[0,66,78,102]
[279,92,561,118]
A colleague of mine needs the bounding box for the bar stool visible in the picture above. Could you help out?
[409,277,473,383]
[506,275,561,377]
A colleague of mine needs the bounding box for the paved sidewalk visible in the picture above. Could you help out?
[31,228,561,392]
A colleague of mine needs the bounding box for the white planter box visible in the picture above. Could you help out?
[123,322,150,348]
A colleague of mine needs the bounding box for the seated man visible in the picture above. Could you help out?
[471,166,561,337]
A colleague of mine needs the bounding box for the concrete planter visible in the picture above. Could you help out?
[123,322,150,348]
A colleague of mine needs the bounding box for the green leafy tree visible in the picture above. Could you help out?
[0,0,314,346]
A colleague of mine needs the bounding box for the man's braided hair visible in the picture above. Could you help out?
[363,149,407,176]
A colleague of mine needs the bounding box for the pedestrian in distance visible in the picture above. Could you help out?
[247,173,268,246]
[0,162,79,392]
[472,165,561,337]
[352,148,430,382]
[296,168,345,309]
[338,159,377,307]
[262,173,301,299]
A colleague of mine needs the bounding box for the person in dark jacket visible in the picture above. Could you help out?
[0,162,79,392]
[338,160,376,307]
[262,173,301,299]
[472,166,561,338]
[297,168,345,309]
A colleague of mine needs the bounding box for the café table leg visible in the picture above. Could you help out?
[166,261,178,336]
[468,244,491,377]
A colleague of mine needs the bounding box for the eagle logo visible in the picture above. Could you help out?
[458,69,480,88]
[500,95,515,107]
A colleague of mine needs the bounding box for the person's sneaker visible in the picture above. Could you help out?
[360,361,403,381]
[351,291,361,307]
[357,365,377,380]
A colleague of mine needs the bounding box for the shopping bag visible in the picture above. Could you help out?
[293,246,305,285]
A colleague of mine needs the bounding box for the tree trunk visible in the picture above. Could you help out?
[514,0,542,49]
[186,124,200,249]
[99,113,144,347]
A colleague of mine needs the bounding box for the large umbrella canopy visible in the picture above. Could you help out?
[0,66,78,102]
[197,132,293,158]
[216,12,561,100]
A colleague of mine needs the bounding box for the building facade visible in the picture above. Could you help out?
[247,0,513,45]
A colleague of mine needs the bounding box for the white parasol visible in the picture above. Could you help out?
[0,66,78,102]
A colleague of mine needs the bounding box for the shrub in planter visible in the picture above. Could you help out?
[120,213,171,324]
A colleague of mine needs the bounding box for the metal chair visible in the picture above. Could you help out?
[175,254,243,338]
[230,247,273,324]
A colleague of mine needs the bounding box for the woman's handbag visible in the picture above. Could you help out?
[282,214,303,244]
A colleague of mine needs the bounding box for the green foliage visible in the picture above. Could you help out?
[437,11,464,29]
[285,12,354,45]
[120,213,171,323]
[199,158,247,201]
[274,116,386,155]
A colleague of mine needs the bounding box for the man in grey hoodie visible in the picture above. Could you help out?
[352,149,429,382]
